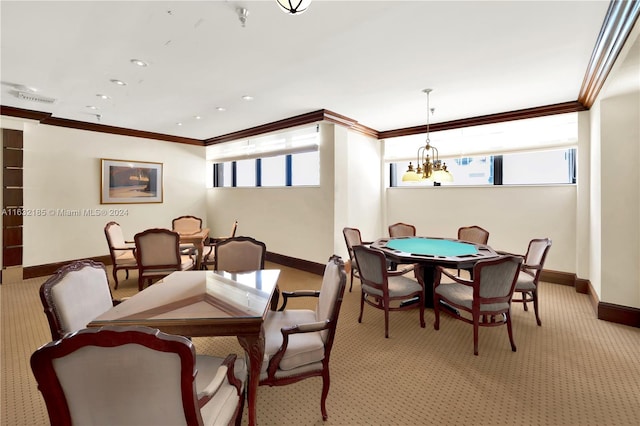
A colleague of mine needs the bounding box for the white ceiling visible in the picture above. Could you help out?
[0,0,612,141]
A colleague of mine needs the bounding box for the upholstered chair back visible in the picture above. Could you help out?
[136,229,181,266]
[315,257,344,342]
[31,326,206,426]
[39,260,114,340]
[342,227,363,254]
[214,237,266,273]
[172,215,202,234]
[476,257,522,302]
[104,221,128,257]
[388,222,416,237]
[524,238,552,277]
[458,225,490,245]
[352,245,386,289]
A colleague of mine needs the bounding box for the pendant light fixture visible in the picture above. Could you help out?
[402,89,453,185]
[276,0,312,15]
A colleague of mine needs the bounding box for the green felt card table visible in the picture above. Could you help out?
[370,237,499,307]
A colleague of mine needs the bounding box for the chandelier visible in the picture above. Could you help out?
[276,0,312,15]
[402,89,453,185]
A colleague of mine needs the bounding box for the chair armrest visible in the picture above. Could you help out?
[436,266,473,286]
[266,320,330,377]
[496,250,522,257]
[197,354,241,407]
[278,290,320,311]
[388,264,415,276]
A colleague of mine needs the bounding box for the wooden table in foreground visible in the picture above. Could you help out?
[178,228,209,269]
[370,237,499,307]
[88,269,280,426]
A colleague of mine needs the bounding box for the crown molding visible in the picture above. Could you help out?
[0,106,202,146]
[378,101,587,139]
[578,0,640,107]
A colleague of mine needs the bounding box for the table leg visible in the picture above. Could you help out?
[400,264,435,308]
[195,240,205,269]
[237,328,265,426]
[421,265,435,308]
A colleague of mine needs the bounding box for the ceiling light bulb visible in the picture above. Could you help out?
[130,59,149,67]
[96,94,110,99]
[110,79,127,86]
[86,105,98,110]
[216,107,226,112]
[242,95,254,101]
[194,115,202,120]
[177,122,183,126]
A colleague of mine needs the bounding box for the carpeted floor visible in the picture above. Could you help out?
[2,261,639,425]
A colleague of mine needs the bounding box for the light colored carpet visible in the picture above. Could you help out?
[2,262,639,425]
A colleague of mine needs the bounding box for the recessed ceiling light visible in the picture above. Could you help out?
[96,94,110,100]
[110,79,127,86]
[242,95,254,101]
[216,107,226,112]
[194,115,202,120]
[130,59,149,67]
[86,105,99,110]
[177,122,183,126]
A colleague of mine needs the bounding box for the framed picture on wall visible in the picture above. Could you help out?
[101,159,163,204]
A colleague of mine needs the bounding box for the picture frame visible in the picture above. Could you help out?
[100,159,163,204]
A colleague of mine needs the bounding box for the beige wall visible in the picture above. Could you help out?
[599,91,640,307]
[386,185,576,273]
[5,121,206,267]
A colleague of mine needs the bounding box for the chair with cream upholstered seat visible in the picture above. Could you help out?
[353,244,425,338]
[433,255,523,355]
[39,259,120,341]
[259,255,347,421]
[31,325,245,426]
[134,228,195,291]
[104,221,137,289]
[501,238,552,326]
[342,227,371,293]
[172,215,203,256]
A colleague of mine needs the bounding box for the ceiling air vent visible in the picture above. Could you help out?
[15,91,56,104]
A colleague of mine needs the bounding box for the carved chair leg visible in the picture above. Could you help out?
[532,289,542,326]
[506,312,517,352]
[321,368,330,421]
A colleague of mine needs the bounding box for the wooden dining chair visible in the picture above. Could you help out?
[134,228,195,291]
[457,225,490,244]
[39,259,120,341]
[172,215,203,256]
[104,221,137,289]
[31,325,246,426]
[388,222,416,237]
[353,245,425,338]
[433,255,523,355]
[456,225,490,276]
[202,220,239,270]
[260,255,347,421]
[502,238,552,326]
[342,227,370,292]
[213,236,265,273]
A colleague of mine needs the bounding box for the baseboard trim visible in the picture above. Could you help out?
[598,302,640,327]
[540,269,575,286]
[23,255,111,279]
[266,251,325,275]
[19,254,640,328]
